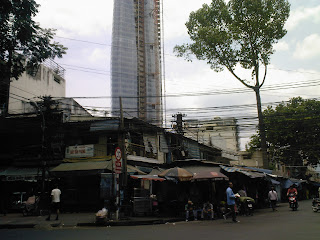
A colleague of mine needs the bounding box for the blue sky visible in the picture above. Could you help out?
[35,0,320,149]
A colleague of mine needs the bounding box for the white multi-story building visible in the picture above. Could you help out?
[8,59,91,118]
[184,117,240,153]
[8,59,66,114]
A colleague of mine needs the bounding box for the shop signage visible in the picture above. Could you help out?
[65,144,94,158]
[115,147,122,174]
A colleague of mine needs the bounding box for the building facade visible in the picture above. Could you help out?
[8,59,66,115]
[184,117,240,153]
[111,0,163,126]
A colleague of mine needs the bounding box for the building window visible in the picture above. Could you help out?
[54,76,61,84]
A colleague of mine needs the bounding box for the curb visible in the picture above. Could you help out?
[0,224,36,229]
[77,218,184,227]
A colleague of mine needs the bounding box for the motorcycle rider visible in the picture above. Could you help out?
[287,184,298,197]
[287,184,298,208]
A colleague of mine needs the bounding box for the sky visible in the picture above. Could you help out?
[34,0,320,149]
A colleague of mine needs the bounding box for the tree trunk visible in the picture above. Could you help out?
[254,87,268,168]
[0,73,11,115]
[0,50,13,115]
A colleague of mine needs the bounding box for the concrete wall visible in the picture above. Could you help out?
[184,117,239,153]
[230,150,264,167]
[9,64,65,114]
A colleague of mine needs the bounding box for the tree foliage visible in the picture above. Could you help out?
[0,0,67,112]
[174,0,290,167]
[247,97,320,165]
[174,0,289,86]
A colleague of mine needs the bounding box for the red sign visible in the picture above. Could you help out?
[115,147,122,174]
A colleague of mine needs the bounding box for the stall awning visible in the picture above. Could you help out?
[51,161,109,172]
[0,168,42,181]
[183,166,221,175]
[220,165,241,173]
[282,178,308,188]
[130,175,165,181]
[240,171,265,178]
[127,165,147,175]
[127,155,160,164]
[269,178,281,185]
[50,161,146,175]
[220,165,265,178]
[243,166,273,174]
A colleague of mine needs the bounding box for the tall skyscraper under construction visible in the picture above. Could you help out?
[111,0,163,126]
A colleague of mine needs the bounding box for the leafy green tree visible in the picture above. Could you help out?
[247,97,320,166]
[0,0,67,114]
[174,0,290,168]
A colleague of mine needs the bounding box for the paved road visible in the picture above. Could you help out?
[0,200,319,240]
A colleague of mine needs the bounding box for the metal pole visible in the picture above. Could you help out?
[116,173,120,220]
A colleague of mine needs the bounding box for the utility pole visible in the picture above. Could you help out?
[30,100,47,208]
[120,97,127,186]
[115,97,127,220]
[172,112,186,135]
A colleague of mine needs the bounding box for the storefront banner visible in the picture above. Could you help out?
[65,145,94,158]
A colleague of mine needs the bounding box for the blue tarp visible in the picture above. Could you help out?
[281,178,307,189]
[269,178,280,185]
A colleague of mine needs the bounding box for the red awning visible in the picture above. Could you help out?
[130,175,166,181]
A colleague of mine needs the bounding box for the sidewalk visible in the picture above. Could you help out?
[0,212,184,229]
[0,201,293,229]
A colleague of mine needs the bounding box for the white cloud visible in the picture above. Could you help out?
[285,5,320,30]
[293,34,320,59]
[35,0,113,37]
[88,48,109,64]
[274,41,289,52]
[163,0,212,40]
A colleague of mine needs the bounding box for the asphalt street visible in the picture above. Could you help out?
[0,199,319,240]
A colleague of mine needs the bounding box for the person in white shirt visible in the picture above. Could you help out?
[46,185,61,221]
[268,186,278,211]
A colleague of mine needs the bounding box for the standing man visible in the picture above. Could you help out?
[46,185,61,221]
[223,182,239,223]
[268,186,278,211]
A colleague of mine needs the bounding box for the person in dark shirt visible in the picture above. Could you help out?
[202,201,214,220]
[185,200,196,221]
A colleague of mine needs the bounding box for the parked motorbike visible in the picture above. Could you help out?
[312,198,320,212]
[22,195,40,216]
[237,196,255,216]
[288,193,298,211]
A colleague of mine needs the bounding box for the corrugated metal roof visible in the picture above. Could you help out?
[0,168,43,181]
[89,119,120,132]
[127,155,160,164]
[220,165,265,178]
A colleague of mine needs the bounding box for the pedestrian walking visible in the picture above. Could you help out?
[46,185,61,221]
[223,182,240,223]
[268,186,278,211]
